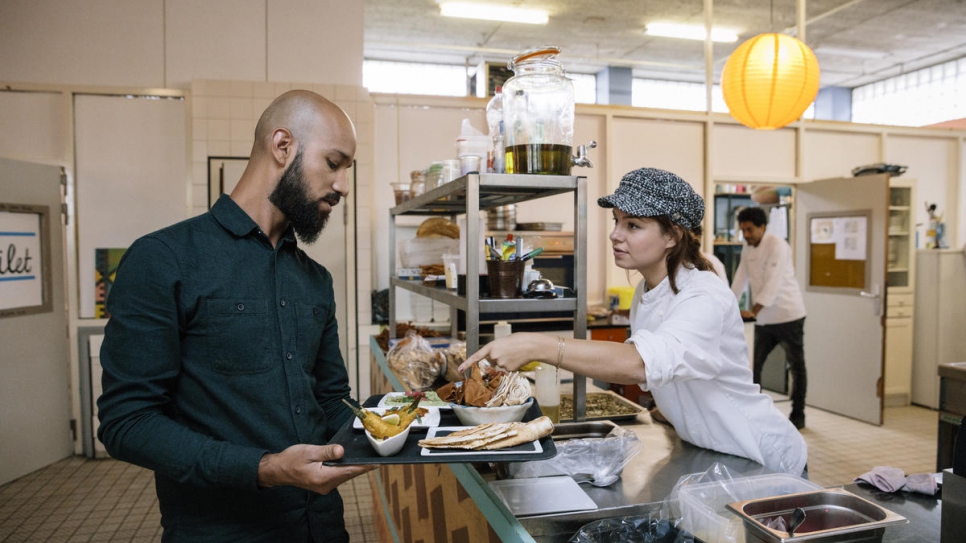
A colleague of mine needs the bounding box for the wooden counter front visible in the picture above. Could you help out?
[367,335,534,543]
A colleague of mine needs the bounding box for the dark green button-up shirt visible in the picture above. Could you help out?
[97,195,353,542]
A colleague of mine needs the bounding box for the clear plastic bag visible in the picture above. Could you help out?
[568,514,693,543]
[506,425,642,487]
[666,463,821,543]
[386,330,444,391]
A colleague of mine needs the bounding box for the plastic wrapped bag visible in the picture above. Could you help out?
[506,425,642,487]
[666,463,821,543]
[386,330,444,391]
[568,515,693,543]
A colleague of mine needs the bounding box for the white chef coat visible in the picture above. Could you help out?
[703,251,728,283]
[629,266,807,475]
[730,232,806,325]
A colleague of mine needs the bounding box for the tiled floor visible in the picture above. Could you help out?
[0,403,938,542]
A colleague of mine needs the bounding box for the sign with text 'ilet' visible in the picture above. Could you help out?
[0,209,44,312]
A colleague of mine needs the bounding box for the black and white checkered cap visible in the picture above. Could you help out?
[597,167,704,229]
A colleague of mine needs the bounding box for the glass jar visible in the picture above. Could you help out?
[409,170,426,198]
[502,46,575,175]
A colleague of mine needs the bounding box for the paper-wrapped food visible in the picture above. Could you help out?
[386,331,444,391]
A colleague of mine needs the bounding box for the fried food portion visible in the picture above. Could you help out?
[343,396,423,439]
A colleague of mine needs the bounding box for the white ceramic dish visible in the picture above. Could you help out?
[450,398,533,426]
[377,392,451,409]
[364,424,411,457]
[352,407,441,431]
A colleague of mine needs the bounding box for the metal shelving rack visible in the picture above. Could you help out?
[388,172,589,419]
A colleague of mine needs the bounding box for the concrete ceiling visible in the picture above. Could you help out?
[364,0,966,89]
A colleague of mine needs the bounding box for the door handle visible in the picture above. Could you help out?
[860,285,882,316]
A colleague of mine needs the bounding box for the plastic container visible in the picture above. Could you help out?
[676,473,822,543]
[486,87,505,173]
[607,286,637,310]
[534,363,560,423]
[442,254,459,289]
[398,238,459,268]
[409,170,426,198]
[391,182,411,205]
[502,46,575,175]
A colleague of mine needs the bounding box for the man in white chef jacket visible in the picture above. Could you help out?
[731,206,808,429]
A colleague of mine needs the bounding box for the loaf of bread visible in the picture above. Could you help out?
[416,217,459,239]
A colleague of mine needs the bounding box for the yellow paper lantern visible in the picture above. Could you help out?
[721,33,820,130]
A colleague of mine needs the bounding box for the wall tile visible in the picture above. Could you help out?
[231,139,253,156]
[207,98,231,119]
[230,119,254,141]
[229,81,253,98]
[207,140,231,156]
[191,96,207,118]
[206,80,232,97]
[192,119,207,141]
[229,98,253,120]
[253,82,276,99]
[192,140,207,160]
[207,119,231,141]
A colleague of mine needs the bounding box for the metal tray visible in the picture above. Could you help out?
[726,487,907,543]
[551,420,618,441]
[324,394,557,465]
[559,390,646,422]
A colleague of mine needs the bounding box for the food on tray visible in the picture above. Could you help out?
[381,391,449,408]
[418,416,554,450]
[436,361,531,407]
[416,217,459,239]
[486,370,531,406]
[343,396,423,440]
[559,392,645,420]
[387,331,445,391]
[439,342,467,383]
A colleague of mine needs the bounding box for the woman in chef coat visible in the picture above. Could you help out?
[460,167,807,475]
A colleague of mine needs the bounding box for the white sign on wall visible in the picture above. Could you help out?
[0,204,50,317]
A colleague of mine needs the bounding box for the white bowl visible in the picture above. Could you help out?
[451,398,533,426]
[365,424,411,457]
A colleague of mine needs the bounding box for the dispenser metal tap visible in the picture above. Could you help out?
[572,140,597,168]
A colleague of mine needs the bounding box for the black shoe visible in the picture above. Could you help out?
[789,413,805,430]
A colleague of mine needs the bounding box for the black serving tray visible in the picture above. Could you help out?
[323,394,557,465]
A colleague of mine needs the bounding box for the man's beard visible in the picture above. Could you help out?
[269,150,340,244]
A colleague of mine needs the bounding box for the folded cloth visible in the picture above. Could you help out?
[903,472,938,495]
[854,466,938,496]
[855,466,906,492]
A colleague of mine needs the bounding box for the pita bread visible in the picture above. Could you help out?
[418,416,554,450]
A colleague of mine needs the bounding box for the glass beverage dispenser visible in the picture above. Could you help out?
[503,46,575,175]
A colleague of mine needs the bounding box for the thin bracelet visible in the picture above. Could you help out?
[555,336,566,368]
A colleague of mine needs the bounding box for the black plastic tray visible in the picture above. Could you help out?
[324,394,557,465]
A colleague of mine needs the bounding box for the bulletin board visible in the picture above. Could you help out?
[0,203,53,318]
[806,211,870,292]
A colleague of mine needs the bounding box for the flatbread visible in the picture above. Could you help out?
[418,416,554,450]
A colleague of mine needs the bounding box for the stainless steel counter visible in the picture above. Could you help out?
[506,416,771,542]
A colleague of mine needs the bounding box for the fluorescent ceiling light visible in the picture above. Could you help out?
[439,2,549,25]
[645,22,739,43]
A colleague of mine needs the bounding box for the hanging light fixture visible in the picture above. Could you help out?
[720,32,820,130]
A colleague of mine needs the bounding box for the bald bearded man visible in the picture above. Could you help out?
[97,90,372,542]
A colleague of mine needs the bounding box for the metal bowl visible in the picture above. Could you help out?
[523,278,557,299]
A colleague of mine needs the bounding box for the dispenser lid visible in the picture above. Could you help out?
[509,46,561,68]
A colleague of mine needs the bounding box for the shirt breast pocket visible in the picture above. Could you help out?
[204,298,274,375]
[296,302,333,370]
